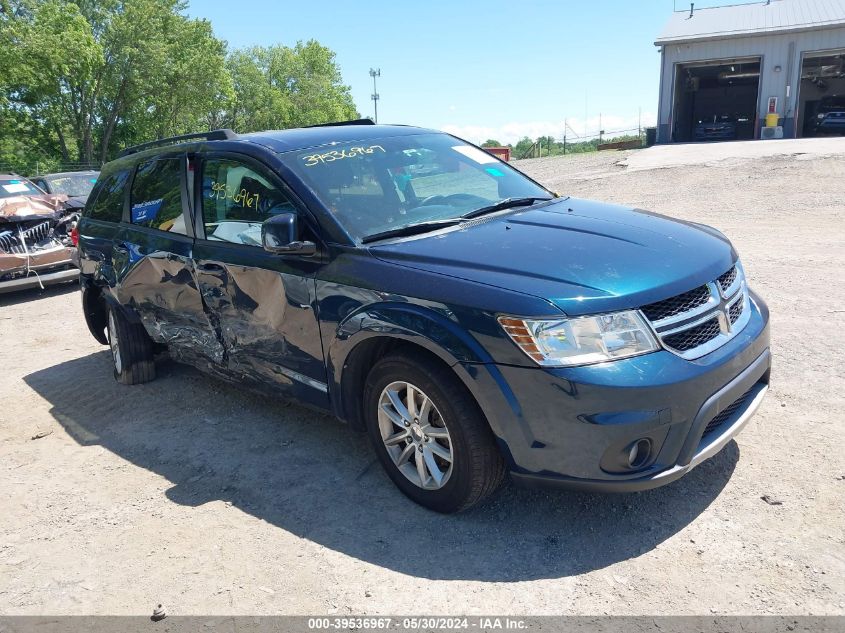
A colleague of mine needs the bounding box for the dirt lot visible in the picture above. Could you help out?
[1,143,843,616]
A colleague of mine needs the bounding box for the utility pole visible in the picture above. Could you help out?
[369,68,381,123]
[584,92,588,138]
[563,118,567,155]
[638,106,642,141]
[599,113,603,147]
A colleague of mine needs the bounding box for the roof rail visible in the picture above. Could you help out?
[305,118,376,128]
[118,129,238,158]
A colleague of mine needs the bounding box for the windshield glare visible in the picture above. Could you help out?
[44,173,98,198]
[281,133,550,241]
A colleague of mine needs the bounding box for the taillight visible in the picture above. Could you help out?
[70,225,79,246]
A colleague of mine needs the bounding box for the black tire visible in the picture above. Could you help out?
[364,352,505,513]
[107,305,156,385]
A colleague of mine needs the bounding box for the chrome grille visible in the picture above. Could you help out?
[640,264,751,360]
[663,317,721,352]
[717,266,737,293]
[641,284,711,322]
[728,296,744,324]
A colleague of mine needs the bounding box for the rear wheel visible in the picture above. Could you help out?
[107,306,156,385]
[364,352,505,513]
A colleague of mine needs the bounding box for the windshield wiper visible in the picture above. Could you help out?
[461,196,553,220]
[361,219,464,244]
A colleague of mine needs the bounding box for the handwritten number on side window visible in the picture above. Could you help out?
[209,181,260,209]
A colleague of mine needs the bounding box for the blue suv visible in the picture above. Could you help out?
[77,122,771,512]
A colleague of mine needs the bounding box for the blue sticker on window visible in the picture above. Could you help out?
[485,167,504,177]
[131,199,164,224]
[9,180,20,184]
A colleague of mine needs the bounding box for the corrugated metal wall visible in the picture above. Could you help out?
[656,26,845,142]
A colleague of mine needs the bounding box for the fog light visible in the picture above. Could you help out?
[627,439,652,469]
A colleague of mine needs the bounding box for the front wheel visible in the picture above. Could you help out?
[364,352,505,513]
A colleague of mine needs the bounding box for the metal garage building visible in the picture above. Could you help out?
[655,0,845,143]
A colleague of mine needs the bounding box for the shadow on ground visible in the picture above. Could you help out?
[25,351,738,582]
[0,280,78,307]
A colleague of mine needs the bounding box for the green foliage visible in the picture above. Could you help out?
[512,134,644,160]
[513,136,534,158]
[224,41,357,133]
[480,139,502,148]
[0,1,356,173]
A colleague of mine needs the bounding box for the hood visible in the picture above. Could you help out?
[0,193,70,223]
[64,196,88,210]
[369,198,736,316]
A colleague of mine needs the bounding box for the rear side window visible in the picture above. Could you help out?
[86,170,129,222]
[130,159,187,234]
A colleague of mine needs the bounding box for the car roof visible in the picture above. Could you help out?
[101,123,445,176]
[0,174,27,180]
[238,124,436,153]
[115,124,440,163]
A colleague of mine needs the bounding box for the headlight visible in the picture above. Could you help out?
[818,113,826,119]
[499,311,659,367]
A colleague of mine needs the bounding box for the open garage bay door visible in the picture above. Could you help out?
[798,50,845,138]
[671,58,761,143]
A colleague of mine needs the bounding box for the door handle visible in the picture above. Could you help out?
[196,262,225,272]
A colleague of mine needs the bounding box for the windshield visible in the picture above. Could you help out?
[44,173,99,198]
[0,178,43,199]
[280,133,550,241]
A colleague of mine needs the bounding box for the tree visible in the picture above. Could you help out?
[1,0,231,165]
[223,41,357,133]
[1,0,102,165]
[0,1,357,172]
[481,139,502,148]
[513,136,535,158]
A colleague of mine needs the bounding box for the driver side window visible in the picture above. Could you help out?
[201,158,296,246]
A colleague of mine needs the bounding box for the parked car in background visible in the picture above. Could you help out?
[810,95,845,136]
[694,115,738,142]
[77,123,770,512]
[30,170,99,209]
[0,174,80,293]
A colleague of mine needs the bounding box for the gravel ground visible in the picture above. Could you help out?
[1,144,843,616]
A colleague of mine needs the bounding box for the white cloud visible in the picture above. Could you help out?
[440,113,657,145]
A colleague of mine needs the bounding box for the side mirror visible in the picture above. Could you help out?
[262,213,317,256]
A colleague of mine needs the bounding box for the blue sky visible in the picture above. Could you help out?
[188,0,759,144]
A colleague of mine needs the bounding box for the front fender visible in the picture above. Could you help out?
[329,301,495,375]
[325,303,526,468]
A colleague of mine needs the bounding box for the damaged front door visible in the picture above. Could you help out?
[192,155,328,408]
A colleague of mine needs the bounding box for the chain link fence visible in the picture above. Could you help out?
[0,162,102,177]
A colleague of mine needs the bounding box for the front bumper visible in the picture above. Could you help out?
[510,349,769,492]
[467,291,771,492]
[0,246,78,294]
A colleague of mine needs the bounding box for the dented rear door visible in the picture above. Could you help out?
[114,154,223,361]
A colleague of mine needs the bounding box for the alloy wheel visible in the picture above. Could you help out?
[377,381,453,490]
[108,312,122,375]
